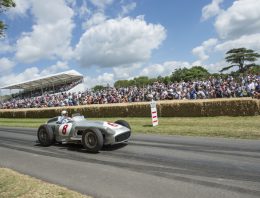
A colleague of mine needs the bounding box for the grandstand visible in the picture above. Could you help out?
[0,70,84,98]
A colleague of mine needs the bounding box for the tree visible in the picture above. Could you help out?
[171,67,189,82]
[171,66,209,82]
[157,75,164,82]
[132,76,150,87]
[114,76,151,88]
[249,65,260,74]
[92,85,105,91]
[187,66,210,80]
[221,48,260,73]
[114,80,130,88]
[162,76,171,85]
[149,78,157,84]
[0,0,16,37]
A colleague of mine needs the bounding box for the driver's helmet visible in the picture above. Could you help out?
[61,110,68,116]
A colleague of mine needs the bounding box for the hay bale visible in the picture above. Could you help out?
[160,102,203,117]
[127,103,150,117]
[0,98,259,118]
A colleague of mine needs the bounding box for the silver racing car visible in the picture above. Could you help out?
[37,114,131,152]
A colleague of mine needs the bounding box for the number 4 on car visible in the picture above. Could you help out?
[37,114,131,153]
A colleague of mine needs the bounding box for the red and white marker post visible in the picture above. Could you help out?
[150,100,158,126]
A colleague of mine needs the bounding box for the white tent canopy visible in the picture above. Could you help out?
[0,70,84,91]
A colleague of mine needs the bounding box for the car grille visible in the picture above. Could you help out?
[115,131,131,142]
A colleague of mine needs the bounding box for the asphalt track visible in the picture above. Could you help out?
[0,127,260,198]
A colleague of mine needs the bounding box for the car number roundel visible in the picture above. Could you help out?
[104,122,120,128]
[59,123,73,136]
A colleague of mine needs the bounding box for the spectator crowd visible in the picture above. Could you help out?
[0,75,259,109]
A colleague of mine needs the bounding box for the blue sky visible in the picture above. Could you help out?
[0,0,260,90]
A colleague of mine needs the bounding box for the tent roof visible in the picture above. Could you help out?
[0,70,83,91]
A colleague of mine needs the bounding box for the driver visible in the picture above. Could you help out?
[57,110,71,124]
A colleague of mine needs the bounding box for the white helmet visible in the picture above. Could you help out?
[61,110,68,116]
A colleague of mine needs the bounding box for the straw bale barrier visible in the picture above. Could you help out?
[0,98,259,118]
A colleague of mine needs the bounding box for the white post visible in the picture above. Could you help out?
[150,99,158,126]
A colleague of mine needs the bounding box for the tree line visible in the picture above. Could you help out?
[93,48,260,90]
[113,66,212,89]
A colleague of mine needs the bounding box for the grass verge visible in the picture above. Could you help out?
[0,168,90,198]
[0,116,259,139]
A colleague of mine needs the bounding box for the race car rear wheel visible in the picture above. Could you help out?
[82,129,103,153]
[37,125,55,146]
[115,120,131,130]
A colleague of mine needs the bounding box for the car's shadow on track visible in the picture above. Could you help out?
[35,142,128,154]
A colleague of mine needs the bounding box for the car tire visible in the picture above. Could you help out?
[82,128,103,153]
[115,120,131,130]
[37,124,55,146]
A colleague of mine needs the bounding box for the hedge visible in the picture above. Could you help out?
[0,98,259,118]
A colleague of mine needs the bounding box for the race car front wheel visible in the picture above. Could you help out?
[82,129,103,153]
[37,125,55,146]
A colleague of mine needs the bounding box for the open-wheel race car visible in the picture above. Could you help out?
[37,113,131,153]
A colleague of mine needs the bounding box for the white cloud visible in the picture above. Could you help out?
[203,60,227,73]
[215,33,260,52]
[0,61,69,87]
[96,72,114,85]
[0,39,14,54]
[193,34,260,70]
[0,67,40,87]
[7,0,32,17]
[0,58,15,74]
[141,61,191,78]
[31,0,72,24]
[192,60,203,66]
[202,38,218,48]
[82,12,107,29]
[215,0,260,39]
[40,61,69,76]
[67,0,90,19]
[196,0,260,70]
[113,63,142,79]
[201,0,223,21]
[15,0,74,63]
[192,47,208,62]
[192,38,218,62]
[75,16,166,67]
[65,0,76,7]
[193,34,260,73]
[121,2,136,16]
[89,0,114,10]
[78,0,90,18]
[83,72,115,88]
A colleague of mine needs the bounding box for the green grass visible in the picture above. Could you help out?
[0,116,259,139]
[0,168,90,198]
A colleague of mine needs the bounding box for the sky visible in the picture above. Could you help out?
[0,0,260,91]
